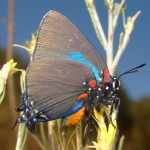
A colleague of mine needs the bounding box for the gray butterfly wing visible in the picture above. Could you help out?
[32,10,107,75]
[27,58,94,120]
[26,10,108,120]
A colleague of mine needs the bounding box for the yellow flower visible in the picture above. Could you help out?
[25,33,37,56]
[87,107,117,150]
[0,59,17,103]
[13,33,37,56]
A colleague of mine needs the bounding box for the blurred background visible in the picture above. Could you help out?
[0,0,150,150]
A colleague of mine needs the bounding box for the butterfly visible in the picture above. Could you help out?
[16,10,145,133]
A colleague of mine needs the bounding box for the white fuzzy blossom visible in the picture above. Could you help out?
[0,59,17,103]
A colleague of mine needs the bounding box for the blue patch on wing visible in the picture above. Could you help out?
[63,101,83,118]
[72,101,83,112]
[67,51,102,82]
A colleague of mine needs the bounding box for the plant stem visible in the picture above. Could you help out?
[85,0,108,51]
[15,123,27,150]
[107,0,114,72]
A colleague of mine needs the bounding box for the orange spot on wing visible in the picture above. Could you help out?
[77,93,88,100]
[65,106,86,126]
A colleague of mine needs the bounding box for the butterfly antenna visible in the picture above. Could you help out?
[118,63,146,78]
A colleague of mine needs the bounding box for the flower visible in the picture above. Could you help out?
[13,33,37,56]
[87,107,117,150]
[25,33,37,56]
[124,11,141,35]
[0,59,17,103]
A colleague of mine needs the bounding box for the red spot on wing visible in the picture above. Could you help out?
[88,79,97,87]
[77,93,88,100]
[103,67,110,82]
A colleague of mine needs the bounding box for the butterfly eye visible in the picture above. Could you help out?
[115,79,120,90]
[112,77,120,90]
